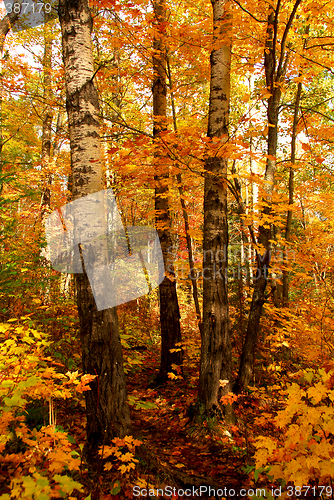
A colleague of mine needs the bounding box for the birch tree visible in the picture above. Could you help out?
[58,0,131,461]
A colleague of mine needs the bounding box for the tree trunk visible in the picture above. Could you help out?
[40,23,53,220]
[234,0,302,394]
[58,0,131,461]
[166,52,203,337]
[282,82,301,305]
[197,0,232,416]
[0,9,20,195]
[153,0,183,385]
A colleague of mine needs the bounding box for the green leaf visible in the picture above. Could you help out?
[67,433,76,444]
[111,480,121,495]
[53,474,83,494]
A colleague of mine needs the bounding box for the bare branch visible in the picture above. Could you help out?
[276,0,302,81]
[232,0,266,23]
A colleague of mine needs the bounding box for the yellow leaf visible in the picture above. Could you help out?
[119,464,129,474]
[119,452,134,462]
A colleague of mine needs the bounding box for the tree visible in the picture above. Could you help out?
[40,20,53,221]
[197,0,232,416]
[152,0,183,384]
[0,8,20,195]
[58,0,131,461]
[234,0,302,394]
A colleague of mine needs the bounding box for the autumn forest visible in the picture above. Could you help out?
[0,0,334,498]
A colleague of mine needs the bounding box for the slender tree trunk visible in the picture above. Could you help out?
[234,0,302,393]
[282,24,309,305]
[197,0,232,416]
[40,24,53,220]
[0,10,20,195]
[58,0,131,461]
[153,0,183,385]
[166,52,203,336]
[231,161,248,334]
[282,82,301,305]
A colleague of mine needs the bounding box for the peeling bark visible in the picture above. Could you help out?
[58,0,131,461]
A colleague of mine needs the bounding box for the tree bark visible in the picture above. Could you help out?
[282,81,301,305]
[153,0,183,385]
[0,9,20,195]
[197,0,232,416]
[166,52,203,337]
[58,0,131,461]
[282,25,308,305]
[234,0,302,394]
[40,23,53,220]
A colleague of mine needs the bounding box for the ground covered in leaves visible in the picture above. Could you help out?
[55,337,285,500]
[2,302,330,500]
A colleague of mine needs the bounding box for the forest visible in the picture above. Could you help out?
[0,0,334,498]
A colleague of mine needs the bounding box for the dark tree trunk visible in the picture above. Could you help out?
[0,9,20,195]
[153,0,183,385]
[282,24,308,305]
[166,52,203,337]
[58,0,131,462]
[40,24,53,220]
[197,0,232,416]
[282,82,301,306]
[234,0,302,394]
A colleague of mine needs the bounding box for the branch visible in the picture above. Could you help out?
[102,114,153,139]
[289,47,334,75]
[1,114,33,147]
[306,43,334,50]
[227,179,257,246]
[232,0,266,23]
[279,96,333,112]
[300,107,334,123]
[276,0,302,80]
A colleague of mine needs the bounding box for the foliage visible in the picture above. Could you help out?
[0,321,89,498]
[1,0,334,496]
[254,365,334,490]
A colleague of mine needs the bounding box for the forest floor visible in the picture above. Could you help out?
[0,303,295,499]
[56,337,280,500]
